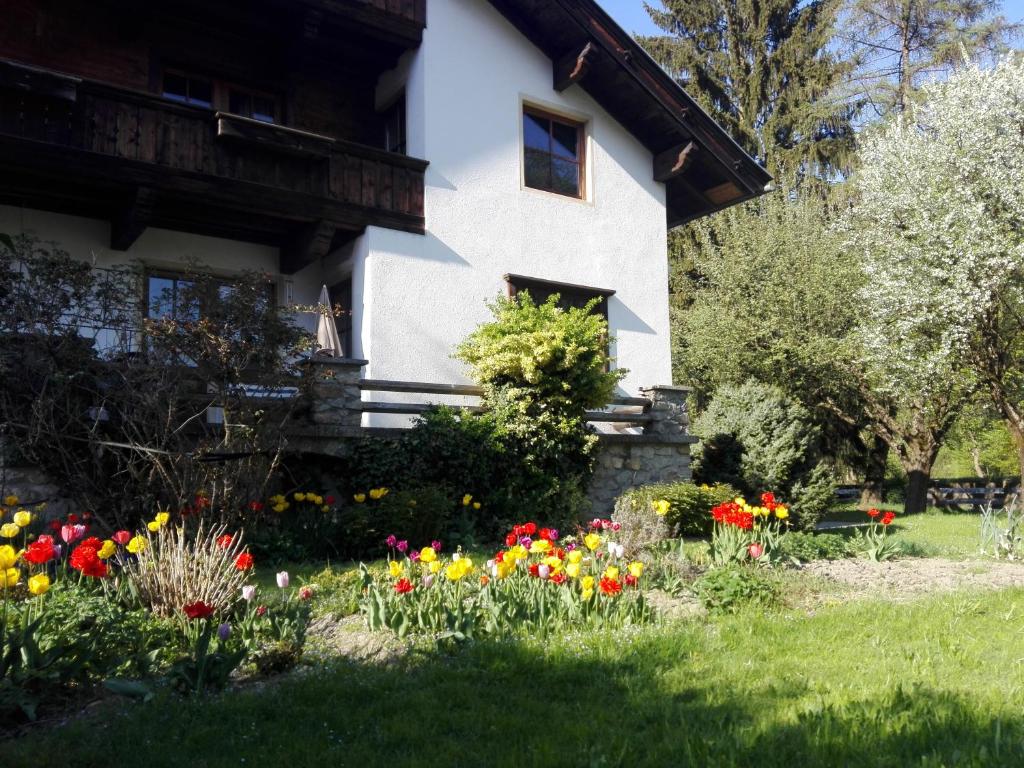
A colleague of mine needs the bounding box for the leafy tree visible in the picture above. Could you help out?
[841,59,1024,509]
[839,0,1020,118]
[641,0,856,182]
[848,55,1024,485]
[671,189,892,503]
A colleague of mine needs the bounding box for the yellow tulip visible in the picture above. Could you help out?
[445,557,474,581]
[429,561,441,574]
[568,550,583,564]
[775,506,789,520]
[154,511,170,527]
[565,562,580,579]
[321,505,330,513]
[604,566,620,580]
[97,540,116,560]
[0,523,19,539]
[419,546,437,563]
[1,567,19,588]
[584,533,601,551]
[628,561,644,578]
[13,510,32,528]
[543,555,562,572]
[497,560,514,579]
[294,492,306,502]
[652,499,671,516]
[273,503,288,513]
[27,573,49,596]
[2,495,17,507]
[353,493,366,503]
[369,488,389,500]
[507,545,528,561]
[313,495,323,505]
[147,521,161,532]
[581,588,594,601]
[473,502,481,510]
[0,545,17,569]
[734,497,746,507]
[388,560,403,578]
[581,575,595,592]
[529,539,551,554]
[462,494,472,506]
[127,535,148,554]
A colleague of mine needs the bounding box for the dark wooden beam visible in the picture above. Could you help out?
[653,141,697,183]
[110,186,156,250]
[553,42,597,92]
[280,219,337,275]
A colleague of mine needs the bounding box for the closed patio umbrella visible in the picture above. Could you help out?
[315,284,343,357]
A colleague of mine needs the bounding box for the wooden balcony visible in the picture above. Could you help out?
[0,60,428,272]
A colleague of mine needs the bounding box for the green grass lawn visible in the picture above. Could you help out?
[9,587,1024,767]
[821,505,985,559]
[9,514,1018,766]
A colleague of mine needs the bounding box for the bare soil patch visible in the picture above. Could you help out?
[798,557,1024,599]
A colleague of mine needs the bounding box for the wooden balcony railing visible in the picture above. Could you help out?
[0,60,428,270]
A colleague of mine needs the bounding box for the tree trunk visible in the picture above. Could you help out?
[902,444,939,515]
[860,434,888,507]
[1004,411,1024,482]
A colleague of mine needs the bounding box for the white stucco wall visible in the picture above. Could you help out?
[361,0,673,397]
[0,204,326,336]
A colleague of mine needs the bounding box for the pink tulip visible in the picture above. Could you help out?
[276,571,289,589]
[748,542,765,559]
[61,524,86,544]
[241,585,256,601]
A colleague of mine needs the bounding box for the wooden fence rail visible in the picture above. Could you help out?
[357,378,653,426]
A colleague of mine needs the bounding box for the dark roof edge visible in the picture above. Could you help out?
[553,0,772,194]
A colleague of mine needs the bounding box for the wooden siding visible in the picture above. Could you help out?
[0,66,427,250]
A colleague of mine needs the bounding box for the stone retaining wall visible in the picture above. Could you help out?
[587,386,696,514]
[0,464,74,518]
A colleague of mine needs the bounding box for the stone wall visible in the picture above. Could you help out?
[587,386,696,515]
[0,463,74,518]
[298,361,698,515]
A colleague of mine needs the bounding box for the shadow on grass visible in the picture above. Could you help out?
[6,634,1021,768]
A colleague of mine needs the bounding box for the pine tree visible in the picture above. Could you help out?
[839,0,1020,118]
[641,0,856,183]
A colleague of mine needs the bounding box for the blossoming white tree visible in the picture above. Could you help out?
[848,56,1024,509]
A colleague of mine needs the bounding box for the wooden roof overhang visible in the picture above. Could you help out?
[486,0,773,227]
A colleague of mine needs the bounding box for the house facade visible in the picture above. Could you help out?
[0,0,768,398]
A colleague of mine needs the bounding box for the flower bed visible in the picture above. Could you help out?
[361,519,653,639]
[0,492,329,723]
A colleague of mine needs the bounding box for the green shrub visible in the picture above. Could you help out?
[613,481,740,552]
[455,293,624,410]
[777,531,854,562]
[692,565,779,613]
[692,381,835,530]
[337,486,452,558]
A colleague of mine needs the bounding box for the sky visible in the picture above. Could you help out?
[598,0,1024,38]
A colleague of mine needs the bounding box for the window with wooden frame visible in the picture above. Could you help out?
[381,93,406,155]
[522,107,585,198]
[146,272,275,322]
[505,274,611,323]
[161,68,280,124]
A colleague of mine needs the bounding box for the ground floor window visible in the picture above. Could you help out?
[504,273,612,324]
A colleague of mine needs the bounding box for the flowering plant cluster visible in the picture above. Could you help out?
[859,508,899,561]
[709,493,790,565]
[361,521,652,640]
